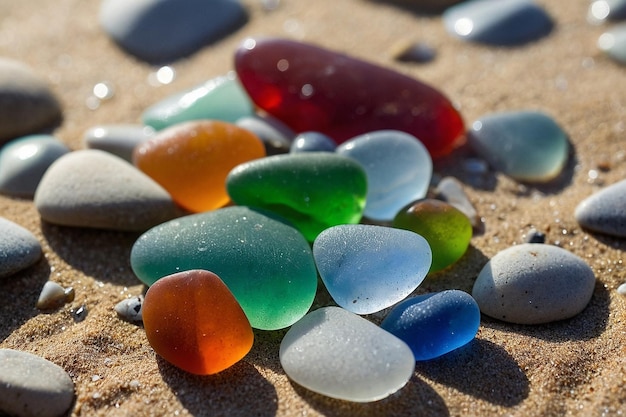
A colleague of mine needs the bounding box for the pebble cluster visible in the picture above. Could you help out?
[1,0,625,414]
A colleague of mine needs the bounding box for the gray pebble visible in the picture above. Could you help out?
[0,349,74,417]
[236,114,295,155]
[34,149,181,231]
[0,134,70,198]
[575,179,626,237]
[0,217,42,279]
[36,281,74,310]
[115,295,144,322]
[435,176,480,228]
[472,243,596,324]
[83,124,154,162]
[0,58,61,144]
[524,228,546,243]
[99,0,247,63]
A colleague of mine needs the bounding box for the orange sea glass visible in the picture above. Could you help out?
[133,120,265,212]
[142,269,254,375]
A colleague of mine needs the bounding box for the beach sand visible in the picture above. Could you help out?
[1,0,625,415]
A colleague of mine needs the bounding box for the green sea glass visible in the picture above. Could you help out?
[142,72,254,131]
[130,206,318,330]
[226,152,367,242]
[393,199,472,273]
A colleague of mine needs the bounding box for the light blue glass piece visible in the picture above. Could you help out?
[337,130,432,222]
[313,224,431,315]
[380,290,481,361]
[468,110,569,182]
[142,72,254,130]
[443,0,553,46]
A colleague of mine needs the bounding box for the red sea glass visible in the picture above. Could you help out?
[235,38,465,158]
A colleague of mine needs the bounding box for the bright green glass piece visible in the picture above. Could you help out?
[130,206,318,330]
[393,199,472,273]
[142,72,254,131]
[226,152,367,242]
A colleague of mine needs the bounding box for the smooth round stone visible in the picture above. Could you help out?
[0,58,61,144]
[99,0,247,63]
[313,224,431,314]
[290,131,336,153]
[226,153,367,242]
[472,244,596,324]
[380,290,481,361]
[130,206,318,330]
[236,114,296,156]
[575,179,626,237]
[143,73,255,130]
[83,124,155,162]
[34,149,180,231]
[134,120,265,213]
[235,37,465,158]
[391,41,437,64]
[443,0,553,46]
[115,295,144,323]
[467,110,569,182]
[279,306,415,402]
[143,270,254,375]
[337,130,432,222]
[366,0,464,12]
[0,349,74,417]
[0,217,42,279]
[598,24,626,65]
[0,135,70,198]
[588,0,626,23]
[393,199,472,273]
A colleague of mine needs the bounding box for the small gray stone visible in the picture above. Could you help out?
[472,244,596,324]
[575,179,626,237]
[435,176,480,228]
[588,0,626,23]
[115,295,144,322]
[99,0,247,63]
[34,149,181,231]
[83,124,155,162]
[0,134,70,198]
[0,217,42,279]
[598,24,626,66]
[36,281,73,310]
[0,349,74,417]
[0,58,62,144]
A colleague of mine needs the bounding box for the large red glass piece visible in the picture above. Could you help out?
[235,38,465,158]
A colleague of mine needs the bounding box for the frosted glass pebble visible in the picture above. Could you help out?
[313,224,431,314]
[279,306,415,402]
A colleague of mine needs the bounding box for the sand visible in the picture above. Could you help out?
[1,0,625,415]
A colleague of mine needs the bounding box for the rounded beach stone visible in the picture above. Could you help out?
[226,152,367,241]
[337,130,432,222]
[142,270,254,375]
[99,0,247,63]
[131,206,318,330]
[36,281,74,310]
[0,134,70,197]
[313,224,431,314]
[115,295,144,323]
[236,114,296,155]
[467,110,569,182]
[472,243,596,324]
[589,0,626,23]
[34,149,180,231]
[0,58,61,144]
[134,120,265,213]
[0,217,42,279]
[0,348,74,417]
[142,73,255,130]
[393,199,472,273]
[290,131,336,153]
[575,179,626,237]
[381,290,480,361]
[435,176,480,228]
[279,306,415,402]
[443,0,553,46]
[235,37,465,158]
[83,124,155,162]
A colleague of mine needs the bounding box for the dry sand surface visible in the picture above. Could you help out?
[1,0,625,416]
